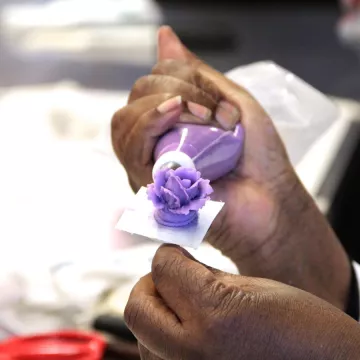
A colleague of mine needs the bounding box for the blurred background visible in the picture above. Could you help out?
[1,0,360,94]
[0,0,360,358]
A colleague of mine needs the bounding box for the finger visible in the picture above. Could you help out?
[157,25,198,62]
[112,94,217,190]
[152,60,210,93]
[153,60,243,131]
[138,343,163,360]
[157,26,244,101]
[157,27,219,103]
[122,102,184,181]
[156,27,264,131]
[129,74,218,112]
[129,73,226,129]
[151,244,218,320]
[124,274,184,360]
[157,26,245,130]
[125,102,221,179]
[112,94,183,168]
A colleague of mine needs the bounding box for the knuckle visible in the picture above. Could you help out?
[152,60,212,95]
[130,75,179,102]
[193,74,221,103]
[111,106,133,135]
[133,75,152,90]
[206,278,250,317]
[199,286,249,339]
[209,279,229,300]
[122,137,135,167]
[152,252,179,285]
[151,59,171,74]
[151,62,221,108]
[185,269,218,301]
[129,75,155,102]
[110,109,125,156]
[152,59,190,75]
[110,106,135,161]
[197,269,217,294]
[124,299,142,332]
[110,108,122,133]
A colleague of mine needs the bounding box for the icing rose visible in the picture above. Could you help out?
[147,167,213,227]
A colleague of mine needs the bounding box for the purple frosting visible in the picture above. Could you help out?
[147,167,213,227]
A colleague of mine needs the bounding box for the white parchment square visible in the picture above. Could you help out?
[116,187,224,249]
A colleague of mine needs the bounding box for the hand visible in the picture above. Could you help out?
[112,26,350,309]
[125,245,360,360]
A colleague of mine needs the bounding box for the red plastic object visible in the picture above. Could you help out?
[0,331,106,360]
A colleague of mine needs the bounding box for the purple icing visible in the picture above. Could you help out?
[147,167,213,227]
[154,209,198,228]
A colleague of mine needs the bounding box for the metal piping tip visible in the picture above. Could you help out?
[160,161,182,171]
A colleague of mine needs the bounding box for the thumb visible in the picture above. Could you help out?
[157,26,197,62]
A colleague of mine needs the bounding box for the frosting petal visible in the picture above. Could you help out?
[160,186,180,209]
[173,168,200,183]
[147,184,164,209]
[165,175,190,206]
[181,179,192,188]
[170,198,208,215]
[198,179,214,198]
[153,169,168,197]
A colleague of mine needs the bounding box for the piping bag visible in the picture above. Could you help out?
[117,118,244,249]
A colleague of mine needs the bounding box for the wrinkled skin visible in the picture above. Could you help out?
[112,26,350,310]
[125,245,360,360]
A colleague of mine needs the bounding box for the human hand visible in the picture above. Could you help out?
[112,26,350,309]
[125,245,360,360]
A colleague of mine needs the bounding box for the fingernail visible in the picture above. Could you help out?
[215,100,240,130]
[187,101,212,121]
[157,96,182,114]
[179,113,205,124]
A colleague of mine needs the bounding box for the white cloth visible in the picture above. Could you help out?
[0,244,238,339]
